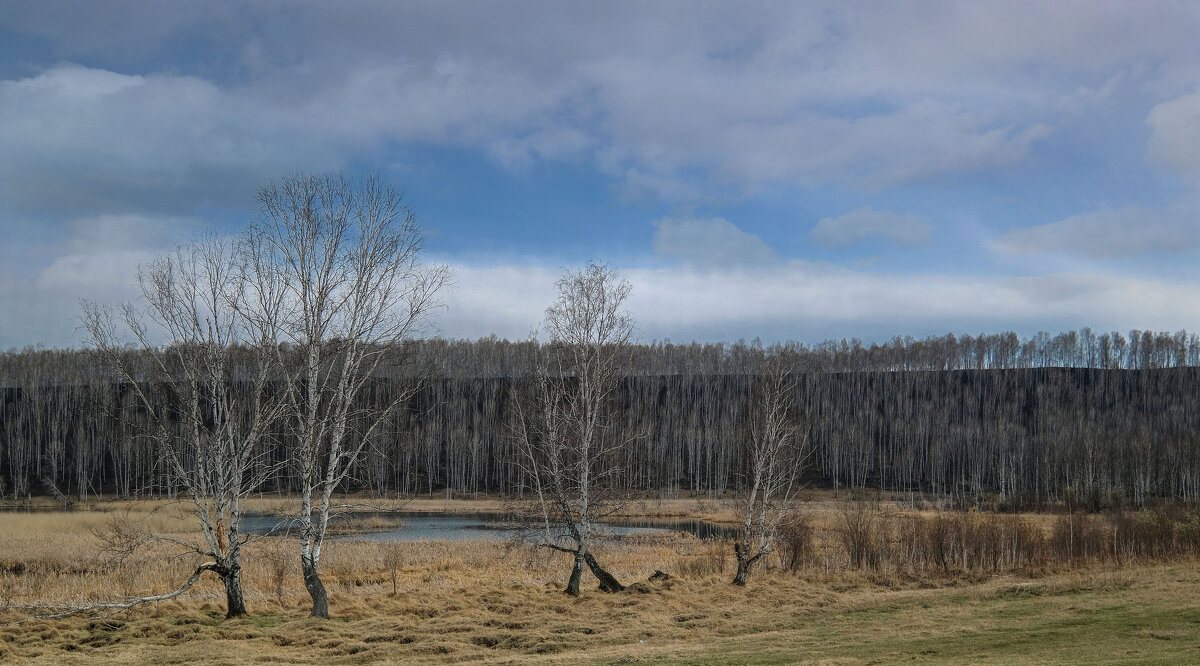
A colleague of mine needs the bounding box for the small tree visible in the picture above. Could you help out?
[732,352,808,585]
[245,171,449,618]
[81,235,284,618]
[513,262,633,596]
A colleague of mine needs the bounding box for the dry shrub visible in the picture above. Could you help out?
[918,512,954,573]
[776,512,815,573]
[826,505,1200,579]
[1107,506,1200,563]
[1118,509,1176,560]
[382,543,405,596]
[1050,513,1106,564]
[836,501,879,570]
[671,539,727,580]
[11,498,1200,624]
[1006,515,1046,570]
[886,510,1047,576]
[892,514,924,576]
[1175,509,1200,553]
[251,538,295,604]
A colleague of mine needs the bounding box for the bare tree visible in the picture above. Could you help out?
[732,352,808,585]
[513,262,633,596]
[245,171,449,618]
[81,235,283,618]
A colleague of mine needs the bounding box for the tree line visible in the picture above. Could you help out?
[4,329,1200,511]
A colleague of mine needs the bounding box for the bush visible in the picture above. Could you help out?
[776,512,814,573]
[836,502,879,570]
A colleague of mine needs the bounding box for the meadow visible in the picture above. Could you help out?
[1,497,1198,664]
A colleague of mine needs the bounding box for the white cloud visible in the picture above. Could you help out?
[436,263,561,341]
[811,207,932,249]
[10,246,1200,349]
[11,64,144,98]
[0,213,196,349]
[437,259,1200,346]
[0,65,341,214]
[652,217,778,267]
[626,264,1200,342]
[52,213,189,274]
[8,2,1168,211]
[1148,90,1200,175]
[995,206,1200,258]
[7,3,1200,348]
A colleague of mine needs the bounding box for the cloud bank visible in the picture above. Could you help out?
[652,217,778,267]
[438,260,1200,346]
[996,206,1200,258]
[5,3,1200,349]
[811,207,933,249]
[9,2,1192,214]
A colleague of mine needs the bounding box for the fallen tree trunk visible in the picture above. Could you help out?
[21,562,219,620]
[584,551,625,592]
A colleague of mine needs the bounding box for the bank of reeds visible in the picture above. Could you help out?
[4,500,1200,618]
[755,503,1200,582]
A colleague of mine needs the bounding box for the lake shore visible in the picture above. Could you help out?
[3,498,1200,662]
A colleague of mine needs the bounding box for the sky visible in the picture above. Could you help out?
[3,1,1200,349]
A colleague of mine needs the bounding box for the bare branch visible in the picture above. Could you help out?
[511,262,634,596]
[21,562,219,621]
[246,171,448,619]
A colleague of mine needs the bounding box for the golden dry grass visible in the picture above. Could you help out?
[1,500,1198,664]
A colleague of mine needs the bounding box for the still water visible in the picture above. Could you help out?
[241,511,734,542]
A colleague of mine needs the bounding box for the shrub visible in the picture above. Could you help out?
[776,512,814,573]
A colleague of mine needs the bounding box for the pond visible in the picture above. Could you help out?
[241,511,735,542]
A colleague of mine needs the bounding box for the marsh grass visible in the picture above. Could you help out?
[2,500,1199,663]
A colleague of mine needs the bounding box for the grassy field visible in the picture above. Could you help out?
[0,498,1197,664]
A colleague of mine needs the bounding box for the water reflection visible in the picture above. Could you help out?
[241,511,735,542]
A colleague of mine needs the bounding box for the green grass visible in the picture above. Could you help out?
[583,571,1200,665]
[3,565,1199,664]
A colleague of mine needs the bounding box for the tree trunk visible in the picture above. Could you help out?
[732,556,750,586]
[221,567,248,618]
[732,544,762,586]
[583,551,625,592]
[565,551,584,596]
[302,557,329,619]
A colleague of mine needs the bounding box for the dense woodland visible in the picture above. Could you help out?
[3,327,1200,511]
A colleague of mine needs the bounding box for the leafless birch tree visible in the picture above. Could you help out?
[244,172,449,618]
[513,262,632,596]
[732,353,808,585]
[81,235,284,618]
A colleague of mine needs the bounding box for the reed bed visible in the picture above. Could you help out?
[1,499,1199,663]
[5,499,1200,614]
[786,502,1200,582]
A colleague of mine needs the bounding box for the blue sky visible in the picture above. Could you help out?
[3,1,1200,348]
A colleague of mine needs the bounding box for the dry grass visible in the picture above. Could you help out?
[1,500,1198,664]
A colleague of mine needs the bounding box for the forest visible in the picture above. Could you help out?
[4,326,1199,512]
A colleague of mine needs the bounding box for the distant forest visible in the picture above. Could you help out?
[3,327,1200,511]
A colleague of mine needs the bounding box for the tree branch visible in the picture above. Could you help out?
[20,562,220,621]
